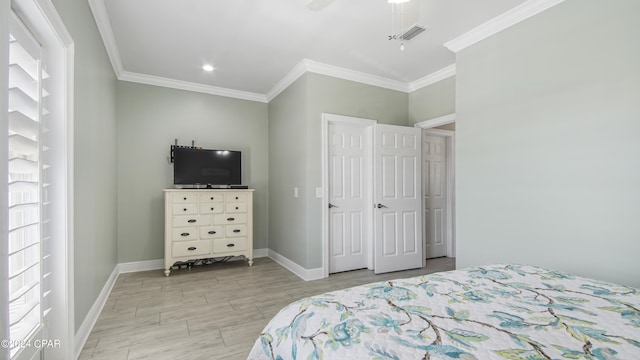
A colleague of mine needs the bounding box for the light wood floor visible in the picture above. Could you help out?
[79,257,455,360]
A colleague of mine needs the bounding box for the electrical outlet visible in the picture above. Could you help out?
[294,187,299,198]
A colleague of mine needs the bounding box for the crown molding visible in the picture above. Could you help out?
[265,60,309,102]
[88,0,124,77]
[444,0,567,53]
[408,64,456,92]
[266,58,412,101]
[89,0,453,102]
[92,0,568,102]
[88,0,267,103]
[88,0,412,103]
[119,71,268,103]
[303,59,410,93]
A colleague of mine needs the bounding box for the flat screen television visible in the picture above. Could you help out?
[173,147,242,186]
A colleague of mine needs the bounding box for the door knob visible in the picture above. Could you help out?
[328,203,339,209]
[376,203,388,209]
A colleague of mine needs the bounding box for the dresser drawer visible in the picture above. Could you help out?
[213,237,247,253]
[172,203,198,215]
[213,213,247,225]
[199,193,224,203]
[200,226,223,239]
[225,192,247,203]
[225,202,247,213]
[199,203,224,214]
[173,215,211,227]
[172,240,211,257]
[225,224,247,237]
[172,227,198,241]
[172,193,197,204]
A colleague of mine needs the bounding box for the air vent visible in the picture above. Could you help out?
[399,24,427,40]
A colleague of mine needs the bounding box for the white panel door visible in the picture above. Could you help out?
[374,124,422,274]
[424,134,448,258]
[328,123,371,273]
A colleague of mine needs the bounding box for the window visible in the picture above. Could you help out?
[8,12,46,359]
[4,1,73,359]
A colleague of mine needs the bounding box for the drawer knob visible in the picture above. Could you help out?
[235,196,239,200]
[181,232,190,237]
[188,219,197,223]
[235,206,239,210]
[188,247,197,251]
[208,230,216,235]
[227,217,235,221]
[226,243,235,248]
[183,208,187,211]
[210,207,214,211]
[183,197,187,200]
[210,197,214,200]
[233,229,241,233]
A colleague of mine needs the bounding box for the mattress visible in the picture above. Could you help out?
[248,264,640,359]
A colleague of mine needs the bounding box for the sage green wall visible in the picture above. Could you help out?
[116,82,269,263]
[409,76,456,123]
[268,73,410,269]
[268,75,309,265]
[51,0,119,331]
[455,0,640,287]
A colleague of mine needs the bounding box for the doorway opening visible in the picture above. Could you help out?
[415,114,456,260]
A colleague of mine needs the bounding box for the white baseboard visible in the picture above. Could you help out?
[267,249,324,281]
[117,259,164,273]
[74,265,119,359]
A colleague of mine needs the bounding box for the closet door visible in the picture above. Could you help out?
[373,124,423,273]
[328,122,372,273]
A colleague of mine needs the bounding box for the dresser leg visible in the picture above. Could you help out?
[164,269,171,277]
[248,259,253,267]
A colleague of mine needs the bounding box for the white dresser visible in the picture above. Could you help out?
[163,189,254,276]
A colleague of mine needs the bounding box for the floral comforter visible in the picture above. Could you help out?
[248,264,640,359]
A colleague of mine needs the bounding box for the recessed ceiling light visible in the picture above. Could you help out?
[202,64,214,72]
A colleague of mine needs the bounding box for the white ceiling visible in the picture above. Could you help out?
[91,0,529,102]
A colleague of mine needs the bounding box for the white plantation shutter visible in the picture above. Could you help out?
[7,12,48,359]
[4,2,73,358]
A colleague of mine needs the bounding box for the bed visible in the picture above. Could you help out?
[248,264,639,359]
